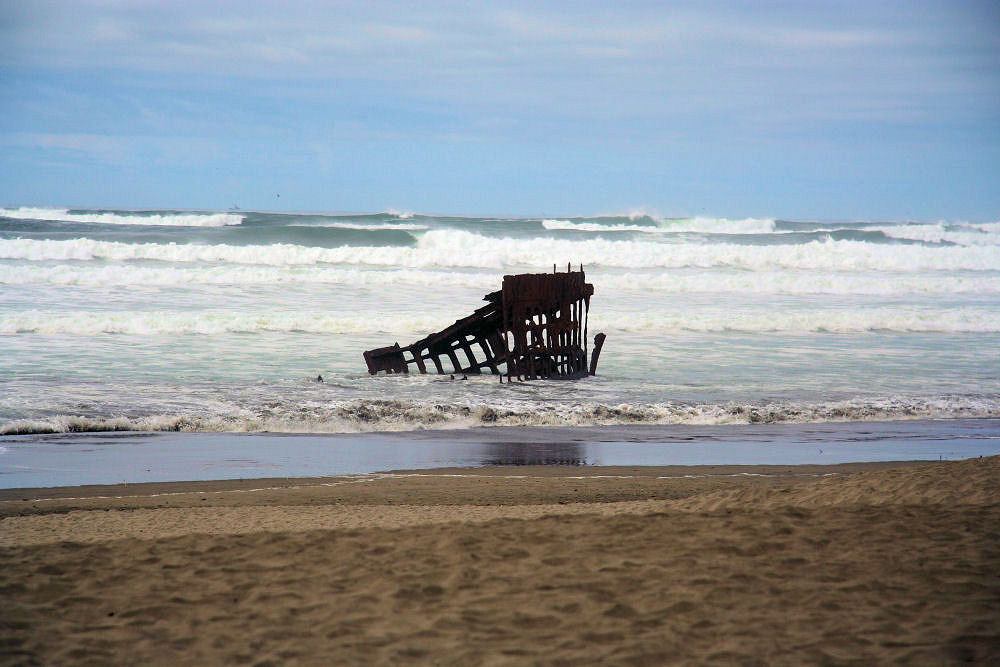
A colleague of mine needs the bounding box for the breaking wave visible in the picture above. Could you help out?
[4,232,999,272]
[0,310,447,336]
[5,307,1000,336]
[874,223,1000,246]
[0,264,492,290]
[0,207,243,227]
[588,308,1000,334]
[542,219,656,232]
[3,395,997,435]
[289,221,429,230]
[4,264,1000,295]
[543,217,777,234]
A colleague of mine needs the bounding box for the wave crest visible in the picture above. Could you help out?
[4,232,996,272]
[3,395,997,435]
[290,221,428,230]
[1,207,243,227]
[5,307,1000,336]
[542,217,776,234]
[5,264,999,295]
[874,223,1000,246]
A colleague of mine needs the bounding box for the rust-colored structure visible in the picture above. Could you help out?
[364,266,606,381]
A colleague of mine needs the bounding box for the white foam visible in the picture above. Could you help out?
[289,221,428,230]
[3,264,1000,296]
[588,307,1000,334]
[598,270,1000,295]
[1,207,243,227]
[0,264,496,289]
[661,216,777,234]
[5,307,1000,336]
[3,395,998,435]
[0,310,449,336]
[413,231,1000,272]
[874,223,1000,246]
[543,219,659,232]
[4,232,997,272]
[543,217,777,234]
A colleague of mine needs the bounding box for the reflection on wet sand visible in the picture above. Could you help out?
[3,419,1000,489]
[483,442,588,466]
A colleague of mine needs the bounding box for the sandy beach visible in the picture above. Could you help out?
[2,456,998,664]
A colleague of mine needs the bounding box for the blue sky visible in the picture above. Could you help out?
[1,1,998,219]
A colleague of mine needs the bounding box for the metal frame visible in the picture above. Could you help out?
[363,266,606,380]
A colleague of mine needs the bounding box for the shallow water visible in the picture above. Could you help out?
[2,419,998,488]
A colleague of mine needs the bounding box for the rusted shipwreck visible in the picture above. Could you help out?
[364,266,606,381]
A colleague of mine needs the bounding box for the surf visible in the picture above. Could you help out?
[1,207,244,227]
[3,232,998,272]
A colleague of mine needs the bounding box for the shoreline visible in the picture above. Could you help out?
[3,418,999,491]
[6,416,1000,441]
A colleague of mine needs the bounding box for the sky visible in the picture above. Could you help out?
[1,0,998,220]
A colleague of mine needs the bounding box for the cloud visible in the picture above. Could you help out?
[0,132,222,167]
[2,2,998,150]
[1,133,131,162]
[0,2,927,75]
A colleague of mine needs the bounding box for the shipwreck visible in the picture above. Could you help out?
[364,265,606,381]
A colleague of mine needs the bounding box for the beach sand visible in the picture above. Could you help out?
[2,457,998,664]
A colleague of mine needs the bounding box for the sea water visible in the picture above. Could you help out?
[1,207,998,435]
[4,421,1000,489]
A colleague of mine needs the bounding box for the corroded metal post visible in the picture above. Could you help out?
[589,332,606,375]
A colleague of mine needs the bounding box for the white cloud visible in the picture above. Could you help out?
[1,2,997,131]
[0,2,915,74]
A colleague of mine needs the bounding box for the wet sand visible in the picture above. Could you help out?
[5,418,999,489]
[2,457,999,664]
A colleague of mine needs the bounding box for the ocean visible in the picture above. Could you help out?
[1,206,999,437]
